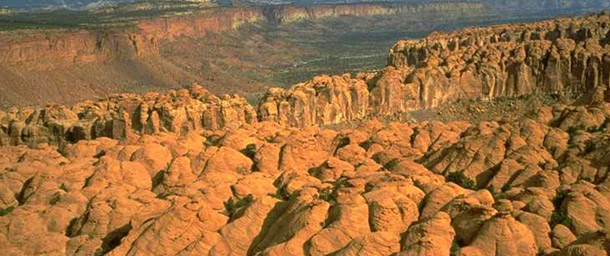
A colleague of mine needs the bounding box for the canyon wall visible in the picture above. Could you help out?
[0,86,256,147]
[483,0,610,11]
[261,2,483,24]
[258,12,610,127]
[0,1,485,106]
[0,2,485,66]
[3,12,610,146]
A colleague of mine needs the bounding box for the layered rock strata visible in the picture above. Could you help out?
[258,12,610,127]
[0,94,609,255]
[0,86,256,146]
[0,2,485,66]
[2,11,610,256]
[0,2,486,106]
[4,12,610,145]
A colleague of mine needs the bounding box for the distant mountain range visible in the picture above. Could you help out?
[0,0,137,10]
[2,0,610,11]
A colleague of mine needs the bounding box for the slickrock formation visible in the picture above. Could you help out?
[0,85,256,146]
[0,1,485,106]
[2,10,610,256]
[0,90,609,255]
[257,74,372,127]
[259,12,610,127]
[387,12,610,107]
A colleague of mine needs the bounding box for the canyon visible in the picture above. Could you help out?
[4,11,609,146]
[0,2,487,106]
[1,12,610,254]
[2,0,605,107]
[1,2,610,256]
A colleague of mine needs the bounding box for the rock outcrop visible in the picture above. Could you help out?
[259,12,610,127]
[1,9,610,256]
[0,1,486,106]
[0,86,256,146]
[0,93,609,255]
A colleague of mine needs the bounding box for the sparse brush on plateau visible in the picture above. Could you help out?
[1,1,610,256]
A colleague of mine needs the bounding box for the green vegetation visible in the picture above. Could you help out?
[204,135,224,147]
[59,183,69,192]
[450,240,462,255]
[240,144,258,160]
[566,125,585,137]
[156,192,176,200]
[269,186,291,201]
[317,187,337,203]
[582,140,597,155]
[0,9,134,30]
[0,206,15,216]
[550,189,572,227]
[359,140,374,151]
[552,189,569,209]
[224,194,255,218]
[0,1,218,31]
[315,177,350,204]
[383,158,400,171]
[447,171,477,190]
[49,193,61,205]
[487,186,508,200]
[550,212,572,227]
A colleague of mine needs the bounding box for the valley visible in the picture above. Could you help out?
[1,1,610,256]
[1,10,610,256]
[0,1,604,107]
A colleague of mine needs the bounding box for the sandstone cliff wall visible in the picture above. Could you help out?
[0,2,485,66]
[0,86,256,147]
[262,2,483,24]
[0,2,486,106]
[258,12,610,127]
[4,11,610,146]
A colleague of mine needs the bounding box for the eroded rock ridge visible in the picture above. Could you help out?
[258,11,610,127]
[1,11,610,256]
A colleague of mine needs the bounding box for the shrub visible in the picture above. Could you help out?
[0,206,15,216]
[450,240,461,255]
[269,186,291,201]
[566,125,585,137]
[359,139,374,150]
[550,212,572,227]
[224,194,255,218]
[383,158,400,170]
[447,171,477,190]
[49,193,61,205]
[552,189,569,209]
[582,141,596,155]
[317,187,337,203]
[59,183,69,192]
[240,144,257,160]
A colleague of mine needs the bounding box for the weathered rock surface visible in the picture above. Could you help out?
[259,12,610,127]
[1,10,610,256]
[1,91,609,255]
[0,86,256,146]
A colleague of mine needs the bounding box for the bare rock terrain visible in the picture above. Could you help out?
[1,10,610,256]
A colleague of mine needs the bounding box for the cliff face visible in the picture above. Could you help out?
[0,30,141,66]
[387,12,610,106]
[0,2,485,106]
[0,86,256,147]
[484,0,610,11]
[258,12,610,127]
[4,12,610,146]
[0,2,485,65]
[262,2,483,24]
